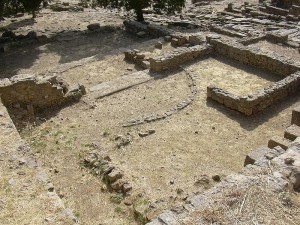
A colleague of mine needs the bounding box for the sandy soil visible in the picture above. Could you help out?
[251,40,300,62]
[18,56,300,224]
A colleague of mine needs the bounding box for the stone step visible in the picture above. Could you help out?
[291,106,300,126]
[89,70,157,99]
[244,146,285,166]
[284,124,300,141]
[244,147,272,166]
[268,135,292,150]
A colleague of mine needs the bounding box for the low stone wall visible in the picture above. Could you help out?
[265,5,289,16]
[149,45,212,72]
[207,72,300,115]
[210,25,247,38]
[209,38,300,77]
[123,20,171,37]
[0,74,85,110]
[290,5,300,16]
[124,50,151,69]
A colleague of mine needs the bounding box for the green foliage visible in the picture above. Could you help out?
[96,0,185,21]
[110,193,124,204]
[18,0,43,18]
[0,0,23,18]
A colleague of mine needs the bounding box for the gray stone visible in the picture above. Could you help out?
[107,170,123,183]
[87,23,101,31]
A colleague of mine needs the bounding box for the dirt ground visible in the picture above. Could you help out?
[1,0,300,225]
[251,40,300,62]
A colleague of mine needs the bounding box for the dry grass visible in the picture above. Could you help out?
[187,178,300,225]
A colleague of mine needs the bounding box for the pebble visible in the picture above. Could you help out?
[212,175,221,182]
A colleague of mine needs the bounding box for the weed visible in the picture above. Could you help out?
[114,206,124,214]
[102,129,110,137]
[110,194,124,204]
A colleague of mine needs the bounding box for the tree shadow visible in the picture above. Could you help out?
[2,18,35,31]
[206,92,300,131]
[212,55,282,82]
[0,27,154,79]
[0,41,42,79]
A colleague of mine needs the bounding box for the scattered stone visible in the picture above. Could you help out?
[194,175,211,189]
[87,23,101,31]
[176,188,183,194]
[124,198,133,206]
[155,41,163,49]
[47,183,54,192]
[116,136,131,148]
[122,183,132,193]
[212,175,221,182]
[107,170,123,183]
[137,31,147,37]
[284,157,295,165]
[18,158,27,165]
[164,36,172,42]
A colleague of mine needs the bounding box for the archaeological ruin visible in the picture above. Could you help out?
[0,0,300,224]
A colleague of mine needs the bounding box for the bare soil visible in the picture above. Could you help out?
[251,40,300,62]
[1,0,300,225]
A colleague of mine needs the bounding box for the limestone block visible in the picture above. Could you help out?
[238,105,253,116]
[268,136,292,150]
[292,106,300,126]
[284,124,300,141]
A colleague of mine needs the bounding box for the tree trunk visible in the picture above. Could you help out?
[0,0,4,18]
[135,8,144,22]
[32,9,36,18]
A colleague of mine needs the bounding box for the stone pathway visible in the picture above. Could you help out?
[89,70,158,99]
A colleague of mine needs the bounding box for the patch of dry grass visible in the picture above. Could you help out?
[187,179,300,225]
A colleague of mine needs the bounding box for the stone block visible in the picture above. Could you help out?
[189,35,205,46]
[171,38,179,47]
[10,74,35,83]
[268,136,291,150]
[291,106,300,126]
[284,124,300,141]
[0,78,12,87]
[238,105,253,116]
[87,23,101,31]
[244,147,272,166]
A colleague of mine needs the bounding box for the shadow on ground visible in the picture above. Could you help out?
[0,27,152,79]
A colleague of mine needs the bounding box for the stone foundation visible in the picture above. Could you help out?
[124,50,151,69]
[209,38,300,77]
[0,74,85,110]
[149,45,212,72]
[207,72,300,115]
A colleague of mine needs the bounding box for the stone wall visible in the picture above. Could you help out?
[209,38,300,77]
[0,74,85,110]
[149,45,212,72]
[207,72,300,115]
[123,20,171,37]
[124,50,150,69]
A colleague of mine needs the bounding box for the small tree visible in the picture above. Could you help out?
[18,0,43,18]
[96,0,185,22]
